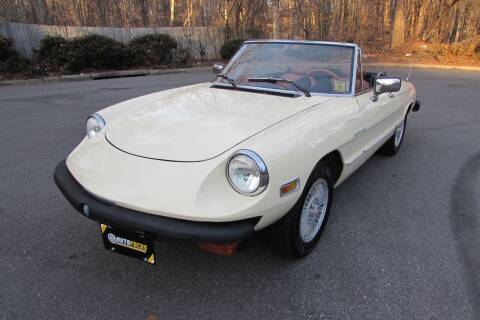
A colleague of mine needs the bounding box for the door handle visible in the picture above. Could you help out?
[388,93,395,98]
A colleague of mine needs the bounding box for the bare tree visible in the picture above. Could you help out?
[272,0,279,38]
[170,0,175,26]
[0,0,478,49]
[391,0,406,48]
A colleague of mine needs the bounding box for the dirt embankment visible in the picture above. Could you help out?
[364,37,480,67]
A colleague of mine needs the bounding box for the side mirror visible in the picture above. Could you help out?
[213,63,225,75]
[372,77,401,101]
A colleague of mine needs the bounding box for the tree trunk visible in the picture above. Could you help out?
[96,0,104,25]
[224,0,229,27]
[391,0,406,48]
[384,0,391,32]
[289,0,294,38]
[454,1,465,42]
[138,0,149,26]
[199,0,205,25]
[272,0,280,38]
[339,0,345,35]
[414,0,429,40]
[28,0,39,23]
[169,0,175,26]
[183,0,193,27]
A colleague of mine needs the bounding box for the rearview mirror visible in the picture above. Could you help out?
[213,63,225,75]
[372,77,401,101]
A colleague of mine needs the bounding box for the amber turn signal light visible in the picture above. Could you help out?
[197,242,238,256]
[280,178,300,197]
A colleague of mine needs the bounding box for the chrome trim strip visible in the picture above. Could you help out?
[355,89,373,96]
[354,128,368,137]
[351,47,359,96]
[244,39,357,47]
[345,127,396,166]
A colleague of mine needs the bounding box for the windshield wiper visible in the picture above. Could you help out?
[248,77,311,97]
[216,74,237,88]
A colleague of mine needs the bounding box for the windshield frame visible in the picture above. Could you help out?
[216,40,360,97]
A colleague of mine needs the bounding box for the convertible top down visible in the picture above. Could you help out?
[54,40,419,261]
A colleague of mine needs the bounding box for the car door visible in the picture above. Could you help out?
[340,51,400,175]
[356,91,399,154]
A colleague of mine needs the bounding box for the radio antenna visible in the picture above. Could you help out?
[406,65,413,82]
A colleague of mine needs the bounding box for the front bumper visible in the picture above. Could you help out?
[53,160,255,242]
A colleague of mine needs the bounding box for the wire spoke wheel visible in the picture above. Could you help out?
[299,178,329,243]
[267,164,333,258]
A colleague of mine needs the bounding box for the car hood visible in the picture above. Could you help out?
[106,84,332,161]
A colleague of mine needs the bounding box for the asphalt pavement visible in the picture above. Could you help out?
[0,68,479,319]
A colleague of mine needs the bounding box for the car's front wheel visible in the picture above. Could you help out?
[267,163,333,258]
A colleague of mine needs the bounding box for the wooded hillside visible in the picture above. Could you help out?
[1,0,479,50]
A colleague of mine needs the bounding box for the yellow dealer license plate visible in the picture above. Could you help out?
[100,224,155,264]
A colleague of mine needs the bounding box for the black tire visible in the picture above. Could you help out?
[267,163,334,258]
[379,116,407,156]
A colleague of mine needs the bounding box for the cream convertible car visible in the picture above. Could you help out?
[54,40,420,262]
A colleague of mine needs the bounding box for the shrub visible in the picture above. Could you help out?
[0,36,17,60]
[128,34,177,66]
[171,48,192,66]
[220,39,244,60]
[65,34,133,73]
[0,36,34,75]
[475,43,480,57]
[0,56,31,74]
[37,36,70,71]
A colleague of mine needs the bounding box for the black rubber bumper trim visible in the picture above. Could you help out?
[413,99,421,112]
[53,160,255,242]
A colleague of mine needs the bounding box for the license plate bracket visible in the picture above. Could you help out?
[100,224,155,264]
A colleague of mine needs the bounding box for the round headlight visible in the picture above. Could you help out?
[86,113,106,139]
[227,150,269,196]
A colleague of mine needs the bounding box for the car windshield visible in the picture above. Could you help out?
[219,42,355,95]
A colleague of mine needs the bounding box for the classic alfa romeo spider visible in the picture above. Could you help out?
[54,40,420,262]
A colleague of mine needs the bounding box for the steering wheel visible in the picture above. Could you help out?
[305,69,342,81]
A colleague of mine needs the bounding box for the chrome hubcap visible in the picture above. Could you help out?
[395,120,405,147]
[299,179,329,243]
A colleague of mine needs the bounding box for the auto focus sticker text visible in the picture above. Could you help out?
[107,233,148,253]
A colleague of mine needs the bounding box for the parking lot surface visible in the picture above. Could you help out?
[0,68,479,319]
